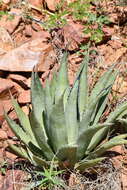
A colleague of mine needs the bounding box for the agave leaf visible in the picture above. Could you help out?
[63,87,71,111]
[5,113,32,145]
[44,79,53,117]
[79,87,111,134]
[50,72,57,104]
[117,118,127,132]
[57,145,77,168]
[65,79,79,146]
[77,123,110,160]
[89,65,118,102]
[78,54,89,121]
[117,118,127,124]
[49,93,67,152]
[107,101,127,123]
[32,155,50,168]
[31,72,45,112]
[90,94,108,125]
[30,111,54,161]
[117,109,127,119]
[31,72,47,136]
[30,72,54,160]
[28,142,45,158]
[74,51,89,82]
[86,123,113,154]
[86,102,127,154]
[75,157,105,172]
[8,143,30,160]
[90,134,127,158]
[55,52,69,103]
[92,71,118,125]
[31,72,49,147]
[43,79,53,138]
[11,98,38,146]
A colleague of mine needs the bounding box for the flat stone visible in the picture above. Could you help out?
[0,129,8,140]
[45,0,60,11]
[24,25,32,37]
[22,105,29,115]
[18,90,30,104]
[3,0,11,4]
[0,99,13,118]
[28,0,43,8]
[8,74,30,90]
[0,38,56,72]
[0,8,22,34]
[0,78,17,100]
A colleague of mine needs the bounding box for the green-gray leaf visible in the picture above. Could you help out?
[55,52,69,103]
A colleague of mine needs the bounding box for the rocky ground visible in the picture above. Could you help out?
[0,0,127,189]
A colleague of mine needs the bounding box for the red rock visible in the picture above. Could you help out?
[2,120,15,138]
[0,8,22,34]
[0,171,5,190]
[0,129,8,140]
[11,0,18,3]
[0,38,56,72]
[0,78,17,100]
[24,25,32,37]
[32,30,50,40]
[5,151,17,161]
[108,40,123,49]
[32,22,43,32]
[45,0,60,11]
[25,78,31,89]
[0,71,5,77]
[18,90,30,104]
[28,0,43,8]
[0,27,14,54]
[0,78,17,120]
[0,116,4,126]
[3,0,11,4]
[7,139,15,145]
[0,100,13,120]
[109,13,118,23]
[0,169,28,190]
[102,26,114,37]
[111,146,123,169]
[52,21,88,51]
[121,170,127,190]
[22,106,29,115]
[8,74,29,90]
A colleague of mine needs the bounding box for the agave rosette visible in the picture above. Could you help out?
[5,53,127,172]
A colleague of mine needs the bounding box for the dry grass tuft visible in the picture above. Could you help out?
[53,160,122,190]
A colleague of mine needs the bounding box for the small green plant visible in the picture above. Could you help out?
[0,11,15,20]
[0,11,8,19]
[33,168,65,189]
[68,0,92,20]
[43,10,68,29]
[0,160,8,175]
[83,13,110,43]
[30,157,65,189]
[68,0,110,43]
[42,0,110,42]
[5,53,127,173]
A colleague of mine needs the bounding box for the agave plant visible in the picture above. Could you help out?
[5,52,127,172]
